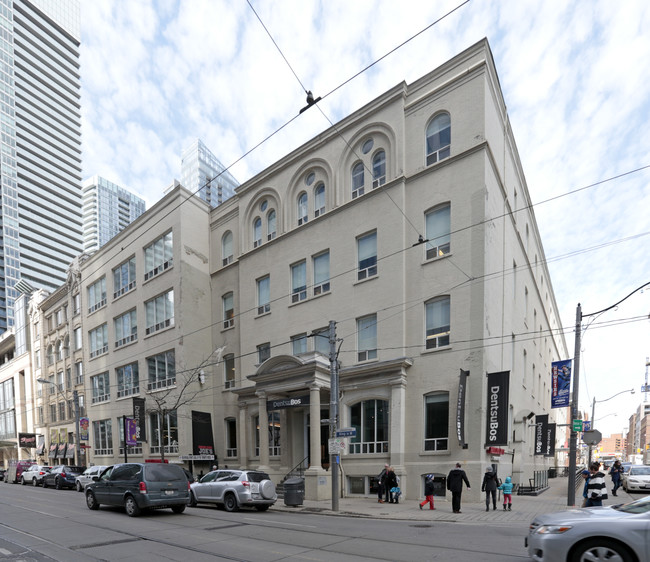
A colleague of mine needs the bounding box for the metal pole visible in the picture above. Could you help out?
[588,397,595,466]
[123,416,128,463]
[73,390,81,467]
[567,303,581,506]
[329,320,339,512]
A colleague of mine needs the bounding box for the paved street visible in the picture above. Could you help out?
[0,476,638,561]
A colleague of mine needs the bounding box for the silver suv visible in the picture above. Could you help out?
[20,465,51,486]
[189,469,276,512]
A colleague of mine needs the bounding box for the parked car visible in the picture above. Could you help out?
[42,465,86,489]
[20,465,51,486]
[85,463,190,517]
[182,468,196,483]
[526,495,650,561]
[0,467,6,481]
[5,460,35,484]
[75,465,108,492]
[622,465,650,492]
[189,469,276,512]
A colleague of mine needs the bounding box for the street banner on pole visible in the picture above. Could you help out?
[551,359,572,408]
[133,397,147,442]
[535,414,549,455]
[125,417,138,446]
[485,371,509,446]
[457,369,468,447]
[545,423,556,456]
[79,417,89,440]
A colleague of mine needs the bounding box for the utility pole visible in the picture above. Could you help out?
[73,390,81,467]
[328,320,339,512]
[567,303,581,506]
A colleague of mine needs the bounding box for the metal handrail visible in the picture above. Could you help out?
[282,455,309,482]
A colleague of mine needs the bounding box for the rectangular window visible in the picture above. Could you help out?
[74,327,82,350]
[146,350,176,391]
[56,371,64,392]
[58,401,66,421]
[425,205,451,259]
[357,232,377,280]
[150,410,178,454]
[224,354,235,389]
[66,367,72,390]
[145,290,174,335]
[75,361,84,386]
[91,372,110,404]
[87,277,107,313]
[117,362,139,398]
[257,343,271,364]
[313,251,330,295]
[291,261,307,303]
[425,297,450,349]
[73,294,80,315]
[89,324,108,358]
[226,418,237,458]
[144,231,173,280]
[115,309,137,347]
[291,333,307,355]
[313,327,330,356]
[223,292,234,328]
[113,257,136,297]
[349,399,389,454]
[257,276,270,315]
[93,419,113,455]
[37,406,43,425]
[424,393,449,451]
[49,403,56,422]
[357,314,377,362]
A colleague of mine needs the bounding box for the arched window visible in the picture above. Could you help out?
[426,112,451,165]
[297,193,308,225]
[267,210,276,240]
[349,399,388,454]
[253,218,262,248]
[56,340,63,361]
[352,162,364,199]
[46,344,54,366]
[372,150,386,188]
[63,335,70,358]
[314,183,325,217]
[222,231,233,266]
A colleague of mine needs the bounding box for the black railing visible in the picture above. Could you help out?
[282,455,309,482]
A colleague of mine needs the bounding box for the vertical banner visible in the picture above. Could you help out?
[551,360,571,408]
[125,417,138,446]
[133,397,147,442]
[192,411,216,459]
[535,414,549,455]
[456,370,469,447]
[485,371,510,446]
[545,423,556,457]
[79,417,89,440]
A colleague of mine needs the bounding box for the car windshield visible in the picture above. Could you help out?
[629,467,650,476]
[613,495,650,514]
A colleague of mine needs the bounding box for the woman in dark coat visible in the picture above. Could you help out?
[481,467,498,511]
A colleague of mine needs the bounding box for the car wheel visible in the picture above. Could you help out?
[32,478,38,487]
[188,492,197,507]
[255,504,270,511]
[42,479,48,488]
[570,538,633,562]
[259,479,276,500]
[223,493,239,512]
[76,481,83,492]
[86,491,100,510]
[171,504,186,514]
[21,477,26,485]
[124,495,141,517]
[55,478,62,490]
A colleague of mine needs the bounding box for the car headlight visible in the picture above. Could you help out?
[535,525,573,534]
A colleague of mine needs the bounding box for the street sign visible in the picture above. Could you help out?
[572,419,583,432]
[336,427,357,438]
[582,429,602,446]
[582,420,591,431]
[328,437,347,455]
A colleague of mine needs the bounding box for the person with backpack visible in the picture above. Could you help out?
[419,474,435,510]
[481,467,498,511]
[498,475,514,510]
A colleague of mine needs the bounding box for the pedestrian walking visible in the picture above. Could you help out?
[481,467,498,511]
[446,462,471,513]
[580,469,590,507]
[586,461,608,507]
[609,460,623,496]
[419,474,435,510]
[377,463,389,503]
[497,476,514,510]
[386,466,399,503]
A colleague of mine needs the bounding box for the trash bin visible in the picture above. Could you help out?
[283,477,305,506]
[548,468,557,479]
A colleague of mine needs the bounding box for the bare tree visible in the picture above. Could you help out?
[146,346,225,463]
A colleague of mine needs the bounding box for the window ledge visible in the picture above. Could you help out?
[221,325,235,334]
[421,345,451,355]
[419,450,451,457]
[422,251,453,266]
[353,274,378,287]
[144,322,175,338]
[255,311,271,319]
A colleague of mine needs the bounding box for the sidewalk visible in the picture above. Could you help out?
[273,477,633,524]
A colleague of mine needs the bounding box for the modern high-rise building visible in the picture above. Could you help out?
[82,176,146,253]
[180,139,239,207]
[0,0,83,331]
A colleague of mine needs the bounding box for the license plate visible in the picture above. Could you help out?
[165,490,175,495]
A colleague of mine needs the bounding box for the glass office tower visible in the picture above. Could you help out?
[0,0,83,330]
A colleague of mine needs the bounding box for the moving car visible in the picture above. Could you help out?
[75,465,108,492]
[189,469,276,512]
[622,465,650,492]
[85,463,190,517]
[42,465,86,489]
[20,464,51,486]
[526,496,650,562]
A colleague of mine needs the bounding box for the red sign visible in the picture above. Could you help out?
[145,458,169,463]
[486,446,505,455]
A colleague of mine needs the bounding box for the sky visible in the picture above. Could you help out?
[79,0,650,441]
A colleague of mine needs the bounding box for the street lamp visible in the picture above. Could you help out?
[37,378,81,467]
[588,388,634,464]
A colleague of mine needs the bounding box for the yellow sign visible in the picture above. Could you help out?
[50,428,59,444]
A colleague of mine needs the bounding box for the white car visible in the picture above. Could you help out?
[622,465,650,492]
[527,496,650,561]
[20,465,51,486]
[75,465,108,492]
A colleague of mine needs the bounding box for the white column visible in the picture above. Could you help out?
[390,378,406,470]
[257,391,270,470]
[238,404,248,470]
[309,384,322,469]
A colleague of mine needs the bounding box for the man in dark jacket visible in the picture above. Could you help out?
[377,464,389,503]
[481,467,498,511]
[586,461,608,507]
[447,462,471,513]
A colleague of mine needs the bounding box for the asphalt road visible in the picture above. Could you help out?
[0,482,531,561]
